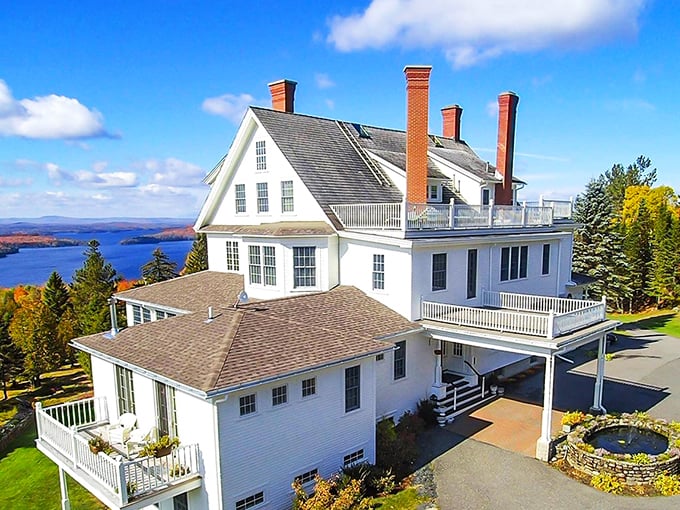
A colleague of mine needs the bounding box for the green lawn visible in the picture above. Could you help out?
[609,310,680,337]
[369,487,430,509]
[0,422,106,510]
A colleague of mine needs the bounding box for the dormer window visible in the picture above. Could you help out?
[427,183,441,203]
[482,188,491,206]
[255,140,266,171]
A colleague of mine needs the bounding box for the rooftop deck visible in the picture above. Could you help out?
[35,397,201,510]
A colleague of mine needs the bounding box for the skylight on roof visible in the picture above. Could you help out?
[352,123,371,138]
[429,135,444,148]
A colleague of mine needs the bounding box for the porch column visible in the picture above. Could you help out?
[590,334,607,414]
[430,339,447,400]
[59,467,71,510]
[535,353,555,461]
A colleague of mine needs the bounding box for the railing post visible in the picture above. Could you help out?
[522,204,527,226]
[488,199,494,227]
[449,198,455,228]
[401,200,407,233]
[601,295,607,318]
[547,310,555,339]
[35,402,43,438]
[481,376,486,398]
[118,463,128,505]
[70,426,78,468]
[453,386,458,411]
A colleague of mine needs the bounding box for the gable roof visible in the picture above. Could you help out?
[75,286,419,395]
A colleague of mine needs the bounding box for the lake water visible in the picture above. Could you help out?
[0,230,193,288]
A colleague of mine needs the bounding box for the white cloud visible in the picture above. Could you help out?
[202,93,256,124]
[73,170,137,187]
[315,73,335,89]
[327,0,645,68]
[139,157,205,187]
[604,98,655,112]
[0,79,110,139]
[0,176,32,187]
[325,99,335,110]
[485,101,497,118]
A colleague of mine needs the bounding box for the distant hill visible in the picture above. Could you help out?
[120,226,196,245]
[0,234,85,258]
[0,216,194,236]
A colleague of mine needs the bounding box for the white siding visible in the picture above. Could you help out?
[91,356,117,420]
[218,358,377,510]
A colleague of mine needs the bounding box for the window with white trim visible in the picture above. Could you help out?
[345,366,360,412]
[451,342,463,357]
[467,249,477,299]
[155,380,177,438]
[263,246,276,286]
[142,307,151,323]
[500,246,528,281]
[372,254,384,290]
[482,188,490,206]
[236,491,264,510]
[272,385,287,406]
[249,245,276,286]
[239,394,256,416]
[302,377,316,398]
[173,493,188,510]
[235,183,246,213]
[293,247,316,288]
[115,365,135,415]
[256,182,268,213]
[226,241,240,271]
[281,180,294,212]
[295,468,318,485]
[343,449,364,466]
[132,305,142,325]
[432,253,447,291]
[427,184,441,202]
[156,310,166,320]
[393,341,406,380]
[542,244,550,275]
[255,140,266,171]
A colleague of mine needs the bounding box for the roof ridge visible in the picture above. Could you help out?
[211,309,246,391]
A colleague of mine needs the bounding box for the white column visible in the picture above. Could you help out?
[590,334,607,414]
[59,468,71,510]
[430,339,447,400]
[535,354,555,461]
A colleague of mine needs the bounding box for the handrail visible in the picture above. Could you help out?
[463,360,481,377]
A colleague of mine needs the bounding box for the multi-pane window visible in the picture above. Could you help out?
[345,366,360,412]
[500,246,528,281]
[256,182,269,213]
[255,140,266,171]
[293,247,316,288]
[281,180,294,212]
[302,377,316,398]
[235,183,246,213]
[542,244,550,275]
[372,254,385,290]
[263,246,276,286]
[393,341,406,380]
[156,310,166,320]
[295,468,319,485]
[132,305,141,325]
[173,494,188,510]
[249,246,275,286]
[236,491,264,510]
[115,366,135,415]
[343,449,364,466]
[432,253,447,291]
[155,381,177,438]
[142,307,151,323]
[451,342,463,357]
[427,184,441,202]
[272,385,287,406]
[239,394,256,416]
[226,241,240,271]
[467,249,478,299]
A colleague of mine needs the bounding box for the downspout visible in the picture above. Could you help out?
[211,395,228,510]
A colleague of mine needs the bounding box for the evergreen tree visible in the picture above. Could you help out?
[649,205,680,307]
[141,248,178,284]
[43,271,70,319]
[604,155,657,214]
[0,321,24,399]
[623,199,653,312]
[70,240,118,336]
[183,233,208,274]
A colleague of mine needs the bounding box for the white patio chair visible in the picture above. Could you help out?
[108,413,137,445]
[125,426,158,457]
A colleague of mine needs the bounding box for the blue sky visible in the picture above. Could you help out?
[0,0,674,218]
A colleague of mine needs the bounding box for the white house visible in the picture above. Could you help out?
[35,66,617,510]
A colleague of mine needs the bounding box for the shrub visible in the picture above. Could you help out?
[561,411,586,427]
[630,453,651,465]
[590,472,624,494]
[576,442,595,454]
[292,475,371,510]
[339,462,396,498]
[654,473,680,496]
[416,398,438,427]
[396,411,426,436]
[376,416,419,480]
[604,353,615,361]
[670,421,680,434]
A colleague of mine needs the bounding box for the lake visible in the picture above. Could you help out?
[0,230,193,288]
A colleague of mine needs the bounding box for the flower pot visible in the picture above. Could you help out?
[89,445,100,455]
[154,446,173,458]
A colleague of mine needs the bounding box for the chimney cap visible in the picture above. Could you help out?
[403,64,433,72]
[498,90,519,98]
[267,78,298,87]
[441,104,462,110]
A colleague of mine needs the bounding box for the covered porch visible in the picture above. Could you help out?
[35,397,201,510]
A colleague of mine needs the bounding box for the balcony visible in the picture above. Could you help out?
[35,397,201,509]
[329,201,564,233]
[421,291,606,340]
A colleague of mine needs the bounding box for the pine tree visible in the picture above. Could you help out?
[141,248,178,284]
[605,155,657,214]
[43,271,70,319]
[183,233,208,274]
[70,240,118,336]
[0,321,24,399]
[623,199,653,312]
[649,205,680,307]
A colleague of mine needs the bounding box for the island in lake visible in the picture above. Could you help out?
[0,234,84,258]
[120,226,195,245]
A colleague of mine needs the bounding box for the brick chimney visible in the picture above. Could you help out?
[495,91,519,205]
[268,79,297,113]
[441,104,462,141]
[404,65,432,204]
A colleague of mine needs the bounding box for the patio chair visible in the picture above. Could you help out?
[125,426,158,457]
[108,413,137,444]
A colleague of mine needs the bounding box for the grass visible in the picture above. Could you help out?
[368,487,430,509]
[609,310,680,337]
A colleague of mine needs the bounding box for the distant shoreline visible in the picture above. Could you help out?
[0,234,84,258]
[120,226,195,245]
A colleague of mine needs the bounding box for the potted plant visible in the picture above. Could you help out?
[140,435,180,458]
[88,436,114,455]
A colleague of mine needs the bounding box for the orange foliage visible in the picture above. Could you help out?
[13,286,28,303]
[116,279,138,292]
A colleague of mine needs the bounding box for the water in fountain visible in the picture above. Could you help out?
[587,426,668,455]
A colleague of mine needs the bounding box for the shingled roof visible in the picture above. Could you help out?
[75,286,419,395]
[198,221,335,236]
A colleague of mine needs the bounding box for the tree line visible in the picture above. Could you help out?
[572,156,680,313]
[0,234,207,398]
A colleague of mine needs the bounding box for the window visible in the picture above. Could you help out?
[166,312,176,318]
[272,385,287,406]
[427,184,441,202]
[295,468,318,485]
[482,188,490,206]
[142,307,151,323]
[302,377,316,398]
[156,310,166,320]
[239,394,256,416]
[467,249,478,299]
[293,247,316,288]
[173,493,188,510]
[281,180,294,212]
[432,253,447,291]
[235,183,246,213]
[451,342,463,357]
[343,449,364,466]
[376,353,384,361]
[542,244,550,275]
[132,305,141,325]
[345,366,360,412]
[255,140,266,171]
[115,366,135,415]
[393,341,406,380]
[249,246,261,284]
[155,381,177,438]
[500,246,528,281]
[371,254,385,290]
[249,246,276,286]
[256,182,268,213]
[226,241,240,271]
[263,246,276,286]
[236,491,264,510]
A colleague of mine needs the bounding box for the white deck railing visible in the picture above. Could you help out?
[330,202,555,231]
[35,398,200,505]
[422,292,606,339]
